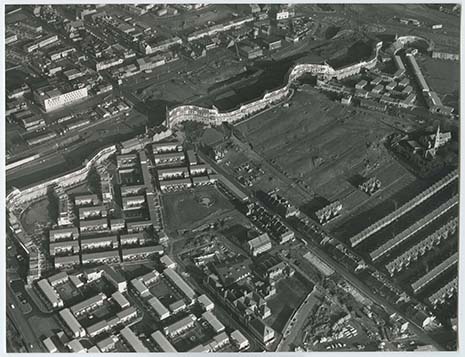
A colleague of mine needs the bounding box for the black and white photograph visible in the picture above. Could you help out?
[4,2,461,353]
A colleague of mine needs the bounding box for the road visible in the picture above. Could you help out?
[277,286,322,351]
[6,283,44,353]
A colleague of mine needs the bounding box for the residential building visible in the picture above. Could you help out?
[151,330,177,352]
[59,308,86,338]
[148,296,171,320]
[163,268,196,302]
[120,327,149,353]
[163,314,197,338]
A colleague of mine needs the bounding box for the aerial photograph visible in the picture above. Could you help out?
[4,3,460,353]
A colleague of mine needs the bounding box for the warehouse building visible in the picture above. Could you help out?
[248,233,272,256]
[33,85,88,112]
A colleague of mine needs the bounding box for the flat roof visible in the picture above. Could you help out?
[202,311,225,332]
[154,152,185,159]
[122,245,163,256]
[48,271,69,285]
[112,291,130,307]
[70,292,106,314]
[102,265,126,283]
[82,250,120,261]
[163,268,196,300]
[157,166,189,174]
[120,232,144,240]
[38,279,62,306]
[49,240,79,250]
[59,308,83,335]
[164,314,196,335]
[81,235,117,245]
[117,306,137,320]
[131,279,149,294]
[50,227,79,235]
[120,326,149,353]
[160,177,192,185]
[55,255,80,264]
[151,330,177,352]
[75,194,99,201]
[148,296,170,317]
[80,218,108,227]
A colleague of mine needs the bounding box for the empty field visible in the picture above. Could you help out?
[237,88,399,204]
[420,57,460,110]
[265,275,313,334]
[162,186,234,231]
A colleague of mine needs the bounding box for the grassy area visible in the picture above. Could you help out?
[21,199,49,234]
[420,56,460,111]
[237,88,395,201]
[265,275,313,333]
[162,186,233,231]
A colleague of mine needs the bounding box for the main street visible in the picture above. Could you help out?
[6,283,44,353]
